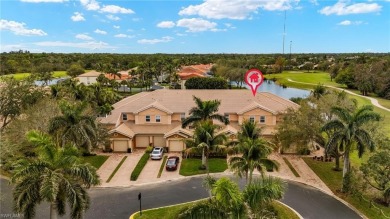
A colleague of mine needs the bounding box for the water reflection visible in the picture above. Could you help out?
[236,79,310,99]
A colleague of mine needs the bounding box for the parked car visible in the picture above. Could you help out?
[166,156,180,171]
[150,147,164,160]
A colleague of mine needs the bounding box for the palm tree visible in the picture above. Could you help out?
[177,177,285,219]
[184,121,227,173]
[11,130,100,219]
[181,96,229,128]
[48,101,97,153]
[243,177,285,217]
[321,105,381,191]
[229,138,279,184]
[238,120,262,140]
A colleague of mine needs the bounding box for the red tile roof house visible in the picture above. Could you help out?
[177,64,213,89]
[98,89,298,152]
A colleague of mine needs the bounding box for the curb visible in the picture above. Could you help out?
[129,198,208,219]
[276,200,304,219]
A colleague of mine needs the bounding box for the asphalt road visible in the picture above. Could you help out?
[0,177,362,219]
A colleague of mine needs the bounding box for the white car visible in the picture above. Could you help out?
[150,147,164,160]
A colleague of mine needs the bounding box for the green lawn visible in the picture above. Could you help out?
[132,200,299,219]
[179,158,227,176]
[265,71,390,138]
[80,155,109,169]
[2,71,69,80]
[302,157,390,219]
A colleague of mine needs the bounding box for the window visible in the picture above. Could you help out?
[180,113,186,121]
[249,116,255,123]
[122,113,127,121]
[156,115,161,122]
[224,113,229,121]
[146,115,150,122]
[260,116,266,123]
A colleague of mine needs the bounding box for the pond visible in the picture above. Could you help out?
[34,77,69,86]
[237,80,310,99]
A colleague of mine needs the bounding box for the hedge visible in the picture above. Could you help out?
[184,77,228,89]
[130,152,150,181]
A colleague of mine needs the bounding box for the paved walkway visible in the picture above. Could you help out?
[287,78,390,112]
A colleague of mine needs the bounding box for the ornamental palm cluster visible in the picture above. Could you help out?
[11,130,100,219]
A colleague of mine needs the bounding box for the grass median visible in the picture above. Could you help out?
[106,156,127,183]
[131,152,150,181]
[132,200,299,219]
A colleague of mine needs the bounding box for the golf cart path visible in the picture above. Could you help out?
[287,78,390,112]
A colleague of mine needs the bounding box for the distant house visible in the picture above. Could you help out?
[76,71,101,85]
[77,69,134,85]
[99,89,298,152]
[177,64,213,89]
[105,70,132,82]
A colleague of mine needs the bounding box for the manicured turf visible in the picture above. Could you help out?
[302,157,390,219]
[2,71,69,80]
[157,156,168,178]
[132,200,299,219]
[265,71,390,138]
[131,152,150,181]
[282,157,300,177]
[81,155,109,169]
[106,156,127,183]
[179,158,228,176]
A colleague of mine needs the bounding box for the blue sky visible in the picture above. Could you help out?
[1,0,389,53]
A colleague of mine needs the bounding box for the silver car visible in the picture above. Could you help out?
[150,147,164,160]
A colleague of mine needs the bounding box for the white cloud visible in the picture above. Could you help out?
[176,33,187,37]
[71,12,85,21]
[157,21,175,28]
[75,34,93,40]
[338,20,364,25]
[94,29,107,34]
[320,1,381,15]
[114,34,134,38]
[100,5,134,14]
[80,0,100,11]
[106,14,120,21]
[179,0,295,20]
[137,36,173,44]
[177,18,217,32]
[21,0,67,2]
[113,25,120,29]
[0,19,47,36]
[338,20,351,25]
[34,41,114,50]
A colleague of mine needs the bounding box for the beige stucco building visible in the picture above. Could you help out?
[98,89,298,152]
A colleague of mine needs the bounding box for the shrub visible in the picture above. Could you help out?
[130,152,150,181]
[145,146,153,153]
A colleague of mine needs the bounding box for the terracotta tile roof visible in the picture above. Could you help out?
[78,70,102,77]
[177,73,206,80]
[177,64,212,80]
[109,123,135,138]
[164,125,193,138]
[104,72,132,80]
[99,89,298,124]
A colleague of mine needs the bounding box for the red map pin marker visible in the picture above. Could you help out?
[244,69,264,96]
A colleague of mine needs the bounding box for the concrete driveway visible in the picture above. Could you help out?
[97,151,183,187]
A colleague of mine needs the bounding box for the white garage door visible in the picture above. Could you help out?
[136,136,149,148]
[113,140,128,152]
[153,136,165,147]
[169,140,184,152]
